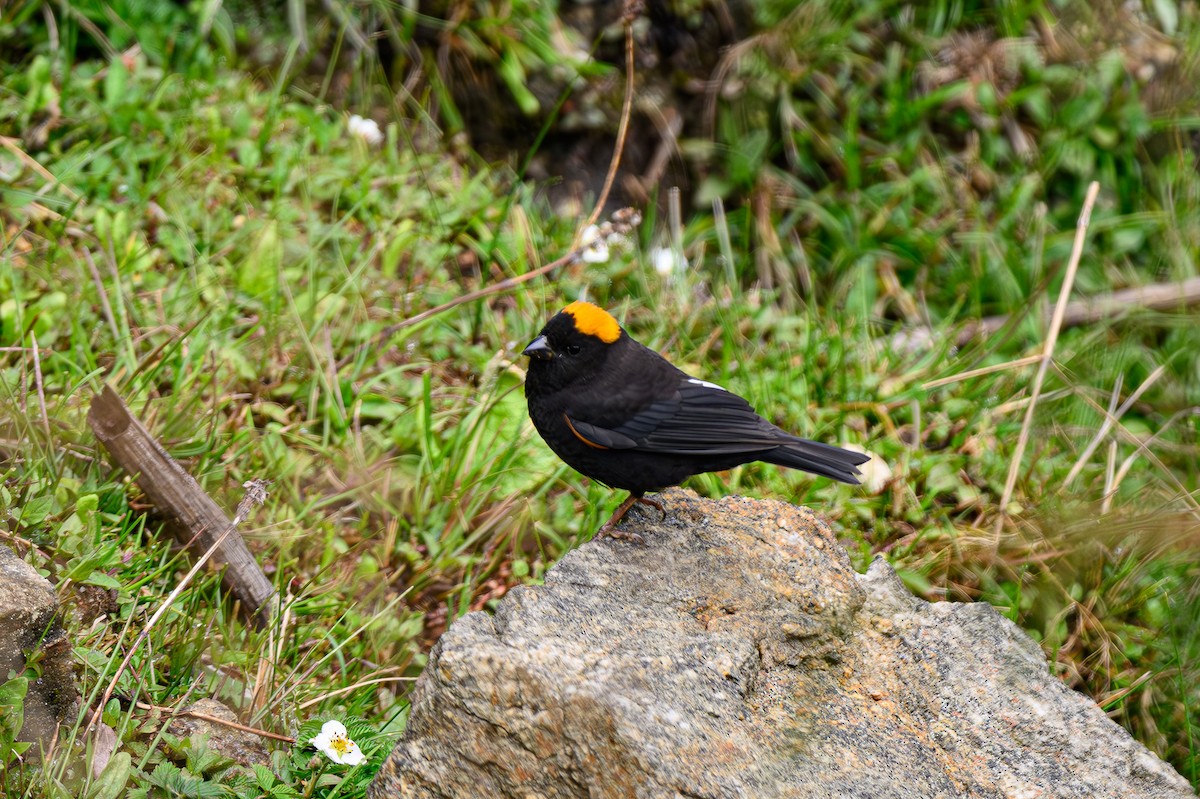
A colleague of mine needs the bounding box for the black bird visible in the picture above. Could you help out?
[522,301,870,540]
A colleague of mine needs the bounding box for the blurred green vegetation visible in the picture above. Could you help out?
[1,0,1198,796]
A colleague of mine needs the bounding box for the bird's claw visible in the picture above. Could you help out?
[595,493,656,544]
[636,496,666,522]
[596,524,645,544]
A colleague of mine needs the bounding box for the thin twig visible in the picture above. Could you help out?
[87,525,237,736]
[1107,407,1200,514]
[318,0,370,52]
[368,1,642,347]
[1102,438,1117,514]
[252,589,293,716]
[374,252,573,341]
[953,275,1200,346]
[639,108,682,196]
[322,324,346,419]
[1096,671,1154,709]
[42,4,60,53]
[581,8,636,232]
[990,387,1074,416]
[134,702,296,744]
[256,594,407,724]
[0,529,52,560]
[997,181,1100,527]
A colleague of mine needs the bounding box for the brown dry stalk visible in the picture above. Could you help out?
[0,135,81,200]
[957,275,1200,346]
[997,181,1100,530]
[1062,364,1167,487]
[31,333,50,437]
[296,675,418,711]
[581,15,636,232]
[922,353,1043,390]
[84,249,123,347]
[134,702,297,744]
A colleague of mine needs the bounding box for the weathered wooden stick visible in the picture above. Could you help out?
[956,276,1200,346]
[87,384,275,620]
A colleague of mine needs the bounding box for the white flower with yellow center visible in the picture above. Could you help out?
[311,720,366,766]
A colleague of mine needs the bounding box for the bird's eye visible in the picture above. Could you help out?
[566,343,582,355]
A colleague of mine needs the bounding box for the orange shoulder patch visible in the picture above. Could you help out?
[562,301,621,343]
[564,414,609,449]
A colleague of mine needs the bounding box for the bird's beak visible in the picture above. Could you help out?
[522,335,555,360]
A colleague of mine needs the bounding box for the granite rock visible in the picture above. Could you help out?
[370,489,1195,799]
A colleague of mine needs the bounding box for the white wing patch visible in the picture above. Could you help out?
[687,378,727,391]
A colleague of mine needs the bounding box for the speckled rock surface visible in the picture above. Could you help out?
[370,489,1195,799]
[0,545,78,755]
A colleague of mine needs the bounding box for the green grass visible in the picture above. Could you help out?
[2,0,1199,795]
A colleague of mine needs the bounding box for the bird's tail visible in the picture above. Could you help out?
[765,438,872,485]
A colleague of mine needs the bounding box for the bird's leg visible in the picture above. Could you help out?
[597,494,646,543]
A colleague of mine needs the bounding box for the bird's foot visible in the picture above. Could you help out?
[596,494,651,544]
[596,524,645,544]
[635,495,666,522]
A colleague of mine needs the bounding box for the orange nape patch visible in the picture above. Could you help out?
[562,301,621,343]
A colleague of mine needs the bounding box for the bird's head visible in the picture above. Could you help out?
[522,301,625,392]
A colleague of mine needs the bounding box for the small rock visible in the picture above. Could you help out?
[0,545,79,757]
[165,698,272,769]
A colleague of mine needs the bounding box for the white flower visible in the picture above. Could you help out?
[581,239,610,263]
[577,223,636,264]
[579,224,602,247]
[578,224,610,263]
[347,115,384,146]
[649,246,686,276]
[311,720,366,765]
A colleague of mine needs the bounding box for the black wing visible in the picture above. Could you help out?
[567,378,786,455]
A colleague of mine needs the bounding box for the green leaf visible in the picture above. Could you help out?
[497,49,539,116]
[0,677,28,715]
[1153,0,1178,35]
[104,58,129,113]
[84,571,123,590]
[89,751,131,799]
[239,220,282,295]
[924,461,962,497]
[0,676,28,763]
[253,763,276,789]
[315,772,344,788]
[76,493,100,516]
[16,494,55,526]
[845,256,877,321]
